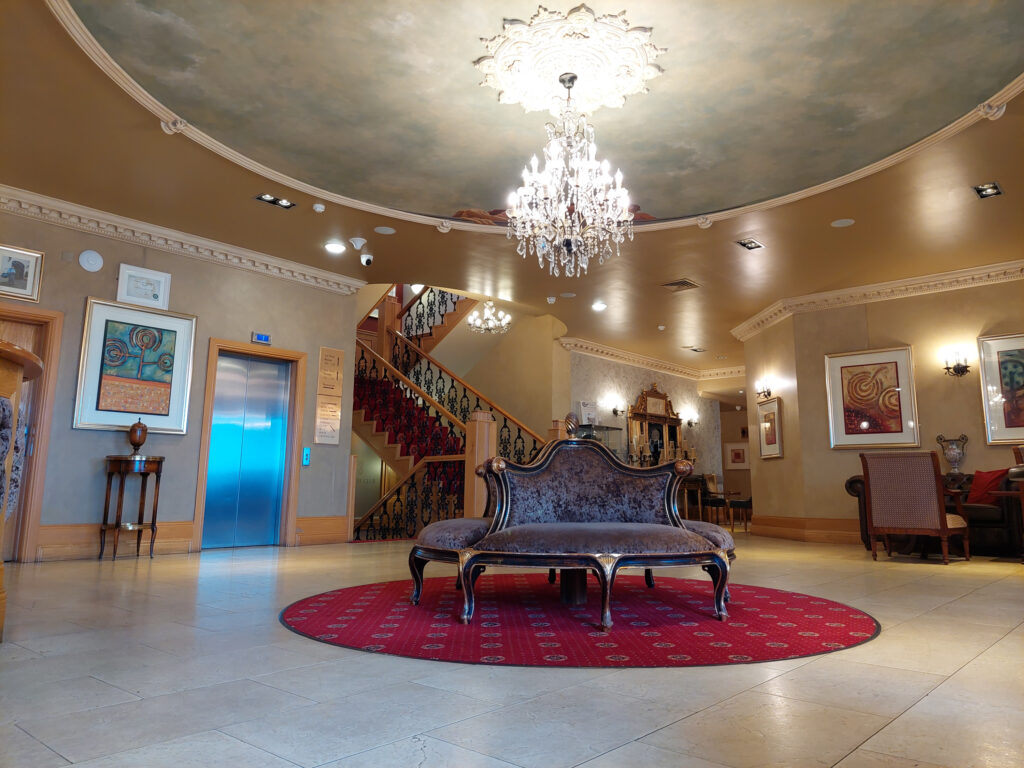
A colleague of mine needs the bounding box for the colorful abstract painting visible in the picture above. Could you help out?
[840,361,903,435]
[96,320,176,415]
[998,348,1024,429]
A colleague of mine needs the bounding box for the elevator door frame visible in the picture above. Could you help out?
[192,338,306,551]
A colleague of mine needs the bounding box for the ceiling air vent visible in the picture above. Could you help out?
[661,278,700,293]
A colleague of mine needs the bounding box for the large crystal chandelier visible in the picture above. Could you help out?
[467,301,511,334]
[506,73,633,278]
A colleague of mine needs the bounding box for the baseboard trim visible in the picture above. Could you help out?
[34,521,195,561]
[295,515,350,546]
[751,515,861,545]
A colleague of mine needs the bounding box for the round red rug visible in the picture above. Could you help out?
[280,574,879,667]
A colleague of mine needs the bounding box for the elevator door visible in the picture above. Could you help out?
[202,353,290,549]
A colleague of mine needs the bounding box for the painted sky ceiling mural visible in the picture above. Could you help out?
[71,0,1024,221]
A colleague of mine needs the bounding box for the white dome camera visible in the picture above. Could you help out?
[360,252,373,266]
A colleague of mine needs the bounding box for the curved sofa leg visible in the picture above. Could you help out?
[594,555,618,631]
[458,549,479,624]
[644,568,655,589]
[471,565,486,588]
[409,549,427,605]
[702,552,730,621]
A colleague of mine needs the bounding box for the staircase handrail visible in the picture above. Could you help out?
[389,329,546,447]
[356,340,466,431]
[358,283,397,328]
[396,285,461,321]
[352,453,466,535]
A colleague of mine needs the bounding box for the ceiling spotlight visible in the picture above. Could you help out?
[312,202,326,213]
[657,324,666,331]
[592,300,607,312]
[277,199,293,208]
[560,292,576,299]
[973,182,1002,199]
[547,296,556,304]
[830,218,855,228]
[374,226,397,235]
[349,237,367,250]
[692,347,707,352]
[735,238,763,250]
[410,284,424,294]
[256,193,296,209]
[259,193,275,201]
[715,354,728,360]
[324,240,346,255]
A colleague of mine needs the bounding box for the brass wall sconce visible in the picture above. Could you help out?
[943,356,970,377]
[754,379,772,400]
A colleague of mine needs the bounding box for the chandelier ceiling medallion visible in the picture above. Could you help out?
[467,300,512,334]
[477,5,664,278]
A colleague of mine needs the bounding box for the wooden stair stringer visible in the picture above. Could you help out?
[414,298,478,355]
[351,408,415,477]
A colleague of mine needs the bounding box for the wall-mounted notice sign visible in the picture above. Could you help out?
[314,346,344,444]
[317,346,344,396]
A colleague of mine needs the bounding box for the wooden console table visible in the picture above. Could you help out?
[0,340,43,642]
[100,455,164,560]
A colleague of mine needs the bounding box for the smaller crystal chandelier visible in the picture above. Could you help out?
[506,73,634,278]
[467,301,511,334]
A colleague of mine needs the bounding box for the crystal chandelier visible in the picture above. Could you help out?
[506,73,633,278]
[467,301,511,334]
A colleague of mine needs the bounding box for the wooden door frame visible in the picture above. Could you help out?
[0,300,63,562]
[192,338,307,552]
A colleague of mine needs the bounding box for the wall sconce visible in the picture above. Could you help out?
[943,350,971,377]
[682,407,699,428]
[754,379,772,400]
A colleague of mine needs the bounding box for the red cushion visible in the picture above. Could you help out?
[966,468,1009,505]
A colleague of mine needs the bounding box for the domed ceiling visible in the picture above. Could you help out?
[70,0,1024,222]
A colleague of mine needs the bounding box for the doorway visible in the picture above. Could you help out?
[202,353,291,548]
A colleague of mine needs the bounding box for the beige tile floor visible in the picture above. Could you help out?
[1,535,1022,767]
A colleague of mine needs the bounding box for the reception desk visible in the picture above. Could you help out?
[0,340,43,641]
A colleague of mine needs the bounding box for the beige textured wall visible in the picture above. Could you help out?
[719,407,752,498]
[460,314,569,437]
[745,280,1024,522]
[0,211,357,527]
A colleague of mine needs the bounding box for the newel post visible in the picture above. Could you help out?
[463,410,497,518]
[548,419,568,440]
[376,293,400,357]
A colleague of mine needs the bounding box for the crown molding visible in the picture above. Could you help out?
[731,258,1024,341]
[46,0,1024,236]
[560,337,744,381]
[0,185,365,296]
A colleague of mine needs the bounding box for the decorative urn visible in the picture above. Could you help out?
[128,418,148,457]
[936,433,968,478]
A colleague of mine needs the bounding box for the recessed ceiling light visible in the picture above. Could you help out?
[830,218,855,228]
[973,182,1002,199]
[547,296,556,304]
[692,347,707,352]
[256,193,295,209]
[715,354,727,359]
[324,240,346,255]
[560,292,576,299]
[739,389,744,393]
[374,226,397,235]
[410,284,424,294]
[681,344,693,349]
[657,324,666,331]
[591,300,607,312]
[735,238,763,250]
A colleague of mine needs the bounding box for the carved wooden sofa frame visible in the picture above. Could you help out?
[411,438,733,631]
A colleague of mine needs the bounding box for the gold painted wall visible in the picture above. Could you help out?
[461,314,569,437]
[745,280,1024,533]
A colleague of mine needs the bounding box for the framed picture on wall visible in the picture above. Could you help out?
[825,346,919,449]
[117,264,172,310]
[724,441,750,469]
[978,332,1024,444]
[0,243,44,303]
[73,297,197,433]
[756,397,783,459]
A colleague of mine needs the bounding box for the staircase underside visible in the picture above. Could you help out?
[351,408,415,476]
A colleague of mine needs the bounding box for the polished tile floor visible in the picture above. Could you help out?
[1,535,1022,767]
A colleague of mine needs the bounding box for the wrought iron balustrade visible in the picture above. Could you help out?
[353,457,465,541]
[400,288,461,342]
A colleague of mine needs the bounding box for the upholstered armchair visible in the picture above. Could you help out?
[859,451,970,565]
[700,474,730,525]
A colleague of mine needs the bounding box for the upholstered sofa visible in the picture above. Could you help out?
[846,472,1022,557]
[410,438,733,630]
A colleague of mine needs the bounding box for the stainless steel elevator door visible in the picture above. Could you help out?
[202,353,290,549]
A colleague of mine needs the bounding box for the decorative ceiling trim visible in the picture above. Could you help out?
[0,185,365,296]
[731,258,1024,341]
[560,337,744,381]
[46,0,1024,234]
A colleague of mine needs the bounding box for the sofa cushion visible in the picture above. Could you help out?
[475,522,715,555]
[417,518,492,550]
[678,520,735,550]
[504,444,674,527]
[966,468,1009,505]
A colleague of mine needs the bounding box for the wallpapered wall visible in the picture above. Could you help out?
[0,210,357,529]
[569,352,723,479]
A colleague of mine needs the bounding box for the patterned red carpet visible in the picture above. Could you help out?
[280,574,879,667]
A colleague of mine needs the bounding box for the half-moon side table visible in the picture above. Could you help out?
[100,455,164,560]
[0,340,43,642]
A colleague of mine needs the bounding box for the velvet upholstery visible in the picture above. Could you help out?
[416,517,492,550]
[475,522,714,555]
[502,444,674,526]
[678,519,735,550]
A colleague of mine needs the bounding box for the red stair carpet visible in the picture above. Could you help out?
[281,574,879,668]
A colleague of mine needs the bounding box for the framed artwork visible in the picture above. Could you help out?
[825,346,919,449]
[756,397,783,458]
[74,297,197,433]
[978,332,1024,444]
[117,264,171,310]
[0,243,44,302]
[724,441,750,469]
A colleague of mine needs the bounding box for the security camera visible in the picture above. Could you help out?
[360,252,373,266]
